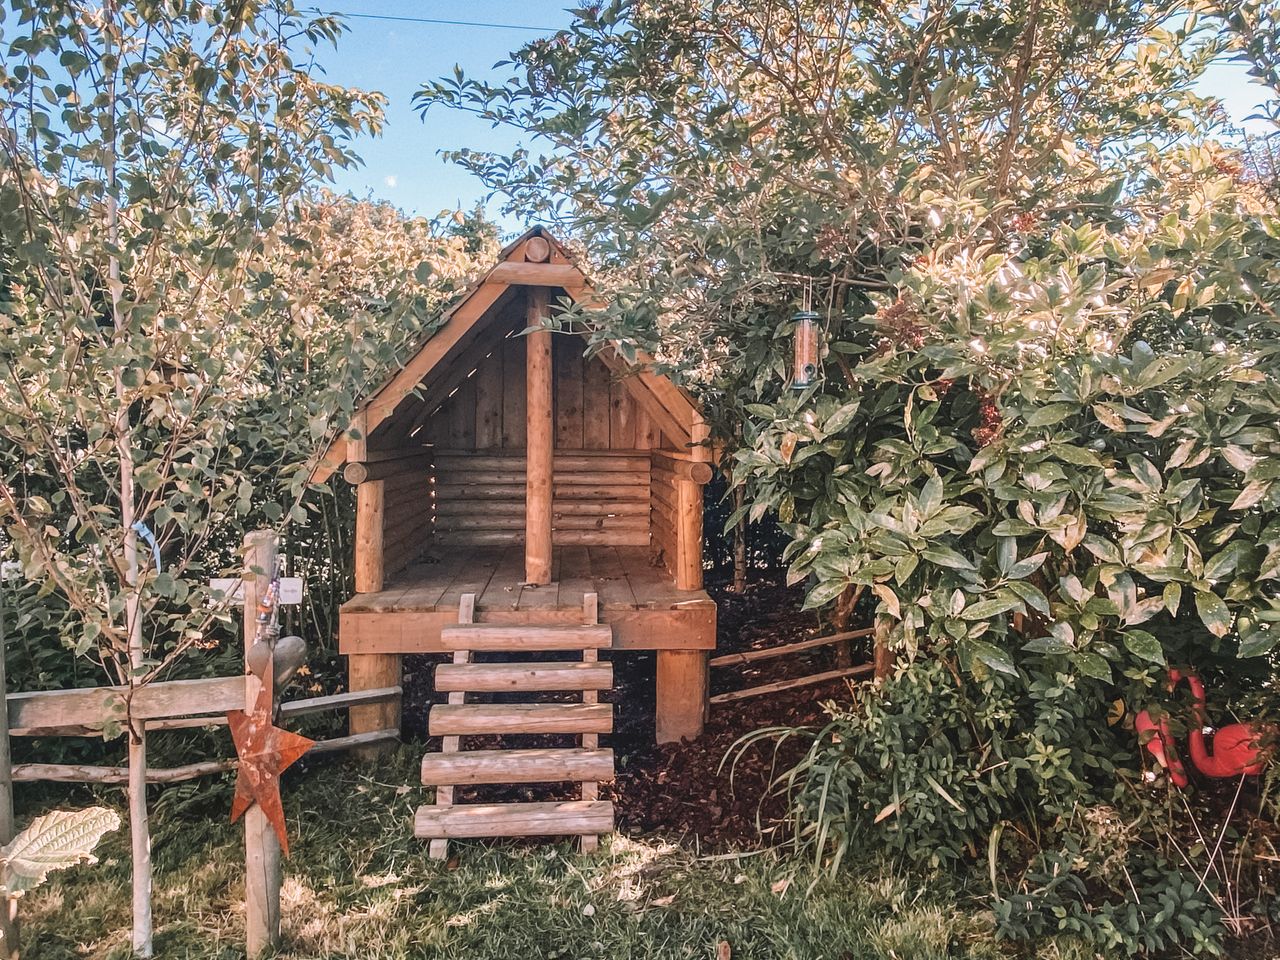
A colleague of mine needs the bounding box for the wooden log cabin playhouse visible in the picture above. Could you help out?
[312,229,716,850]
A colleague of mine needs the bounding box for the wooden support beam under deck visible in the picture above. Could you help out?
[525,287,554,584]
[656,649,708,743]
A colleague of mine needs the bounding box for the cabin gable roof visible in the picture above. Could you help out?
[312,227,701,483]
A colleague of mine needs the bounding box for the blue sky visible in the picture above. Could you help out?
[317,3,1276,237]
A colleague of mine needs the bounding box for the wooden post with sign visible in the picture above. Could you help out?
[242,531,281,957]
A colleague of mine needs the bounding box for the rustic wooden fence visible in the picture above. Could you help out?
[0,530,398,957]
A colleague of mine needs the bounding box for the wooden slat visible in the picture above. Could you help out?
[435,519,650,535]
[500,333,527,449]
[433,451,651,470]
[557,529,649,547]
[389,556,464,611]
[474,545,527,609]
[435,482,647,500]
[8,676,244,735]
[634,406,656,450]
[446,377,476,449]
[404,308,520,442]
[437,499,648,519]
[708,629,874,668]
[582,355,613,450]
[440,624,614,651]
[435,470,647,487]
[588,546,638,609]
[555,334,585,450]
[436,550,506,611]
[414,799,613,839]
[593,347,690,447]
[710,664,876,705]
[474,352,503,448]
[428,702,613,736]
[429,594,475,860]
[435,661,612,692]
[580,591,604,853]
[278,686,403,719]
[420,747,613,785]
[609,377,636,449]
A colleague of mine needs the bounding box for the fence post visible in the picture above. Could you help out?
[242,530,281,957]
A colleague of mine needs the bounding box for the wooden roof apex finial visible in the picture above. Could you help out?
[524,235,551,263]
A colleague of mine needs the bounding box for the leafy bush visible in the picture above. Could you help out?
[763,655,1245,955]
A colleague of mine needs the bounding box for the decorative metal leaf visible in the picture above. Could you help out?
[1,806,120,896]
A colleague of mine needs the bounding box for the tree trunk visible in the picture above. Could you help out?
[731,486,747,594]
[104,6,152,951]
[830,585,864,668]
[873,617,894,681]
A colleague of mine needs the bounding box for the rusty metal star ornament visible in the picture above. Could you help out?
[228,663,314,856]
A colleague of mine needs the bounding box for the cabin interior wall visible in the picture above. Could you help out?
[380,466,434,577]
[407,320,673,555]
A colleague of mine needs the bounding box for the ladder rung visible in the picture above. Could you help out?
[421,747,614,786]
[440,624,613,652]
[435,661,613,693]
[414,800,614,839]
[428,703,613,736]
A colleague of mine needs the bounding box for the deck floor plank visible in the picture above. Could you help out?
[342,545,703,616]
[588,545,638,609]
[439,546,506,611]
[514,548,563,611]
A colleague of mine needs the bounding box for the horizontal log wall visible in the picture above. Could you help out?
[649,451,682,576]
[433,450,650,547]
[381,464,434,578]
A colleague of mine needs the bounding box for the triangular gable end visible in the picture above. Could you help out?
[311,228,701,483]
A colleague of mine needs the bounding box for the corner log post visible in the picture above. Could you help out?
[347,470,402,745]
[655,414,712,744]
[525,286,553,585]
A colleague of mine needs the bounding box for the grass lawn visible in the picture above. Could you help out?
[21,746,1051,960]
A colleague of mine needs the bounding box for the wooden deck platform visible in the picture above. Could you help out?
[339,546,716,655]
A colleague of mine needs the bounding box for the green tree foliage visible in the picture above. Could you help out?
[0,3,492,697]
[421,1,1280,950]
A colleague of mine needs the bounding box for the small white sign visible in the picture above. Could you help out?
[209,577,304,605]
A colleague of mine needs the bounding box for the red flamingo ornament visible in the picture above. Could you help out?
[1168,669,1268,779]
[1134,707,1189,787]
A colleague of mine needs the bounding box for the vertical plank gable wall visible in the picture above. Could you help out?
[424,330,671,552]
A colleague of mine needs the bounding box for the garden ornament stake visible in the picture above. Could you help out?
[227,567,314,854]
[1135,707,1188,787]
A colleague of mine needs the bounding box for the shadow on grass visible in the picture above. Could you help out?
[24,746,1019,960]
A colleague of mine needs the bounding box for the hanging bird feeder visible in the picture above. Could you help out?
[791,309,820,391]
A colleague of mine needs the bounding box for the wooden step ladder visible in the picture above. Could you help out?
[416,592,615,857]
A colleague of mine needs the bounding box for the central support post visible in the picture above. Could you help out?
[525,287,554,584]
